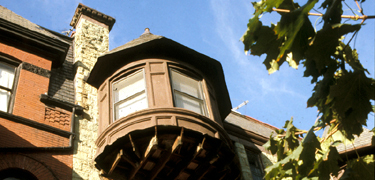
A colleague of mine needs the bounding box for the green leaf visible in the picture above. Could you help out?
[340,155,375,180]
[337,41,368,73]
[263,0,285,12]
[332,24,361,35]
[329,72,375,139]
[264,128,320,179]
[264,134,279,155]
[317,146,340,180]
[298,128,321,177]
[274,0,317,62]
[305,24,360,75]
[247,24,287,74]
[321,0,343,24]
[241,16,262,54]
[284,119,301,151]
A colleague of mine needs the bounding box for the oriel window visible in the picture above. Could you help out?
[170,69,207,116]
[113,69,148,120]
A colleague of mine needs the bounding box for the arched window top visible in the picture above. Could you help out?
[0,168,38,180]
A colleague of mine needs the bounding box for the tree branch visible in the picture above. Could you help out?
[272,8,375,20]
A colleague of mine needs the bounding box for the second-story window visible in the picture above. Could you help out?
[113,69,148,120]
[170,69,207,116]
[0,62,16,112]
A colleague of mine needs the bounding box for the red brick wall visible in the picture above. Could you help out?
[13,70,50,123]
[0,41,74,179]
[0,117,70,147]
[0,152,73,180]
[0,42,52,70]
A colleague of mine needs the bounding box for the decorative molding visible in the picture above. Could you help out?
[22,62,51,78]
[40,94,83,114]
[70,3,116,31]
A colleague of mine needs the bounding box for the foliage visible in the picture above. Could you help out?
[241,0,374,179]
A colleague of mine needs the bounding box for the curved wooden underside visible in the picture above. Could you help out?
[95,126,240,180]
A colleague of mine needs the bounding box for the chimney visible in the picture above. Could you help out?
[70,3,115,70]
[70,3,116,107]
[69,4,115,179]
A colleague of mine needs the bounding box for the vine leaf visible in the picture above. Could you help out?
[284,119,301,151]
[329,72,375,139]
[263,0,285,12]
[241,16,262,54]
[264,128,320,179]
[340,155,375,180]
[274,0,317,63]
[305,24,361,78]
[317,146,340,179]
[336,41,368,73]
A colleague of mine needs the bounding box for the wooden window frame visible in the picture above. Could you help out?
[112,69,148,121]
[0,55,21,114]
[169,68,208,116]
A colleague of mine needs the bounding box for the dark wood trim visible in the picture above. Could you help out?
[8,64,21,114]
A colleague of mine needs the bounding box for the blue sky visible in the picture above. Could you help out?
[1,0,374,131]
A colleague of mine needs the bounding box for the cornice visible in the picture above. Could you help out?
[70,3,116,31]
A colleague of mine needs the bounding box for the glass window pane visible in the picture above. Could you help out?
[115,92,147,119]
[174,92,203,115]
[171,70,202,99]
[246,150,264,180]
[0,63,15,89]
[113,70,145,103]
[0,89,10,112]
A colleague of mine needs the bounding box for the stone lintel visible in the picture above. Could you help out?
[70,3,116,31]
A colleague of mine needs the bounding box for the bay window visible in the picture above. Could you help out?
[170,69,207,116]
[113,69,147,120]
[0,62,16,112]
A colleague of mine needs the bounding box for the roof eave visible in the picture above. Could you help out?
[87,37,232,121]
[0,18,71,68]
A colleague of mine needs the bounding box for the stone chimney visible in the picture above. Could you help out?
[69,4,115,180]
[70,3,115,107]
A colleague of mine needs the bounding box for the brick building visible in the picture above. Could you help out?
[0,4,278,180]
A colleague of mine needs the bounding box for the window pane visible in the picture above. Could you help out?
[247,151,264,180]
[170,70,202,99]
[0,63,15,89]
[0,89,10,112]
[113,70,145,103]
[115,92,147,119]
[174,92,203,115]
[113,69,148,120]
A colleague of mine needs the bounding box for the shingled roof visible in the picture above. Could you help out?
[0,5,70,68]
[106,30,163,55]
[0,5,63,41]
[336,128,374,153]
[87,29,232,122]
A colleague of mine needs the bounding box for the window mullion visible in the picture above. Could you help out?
[0,85,12,92]
[174,89,203,102]
[114,90,145,106]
